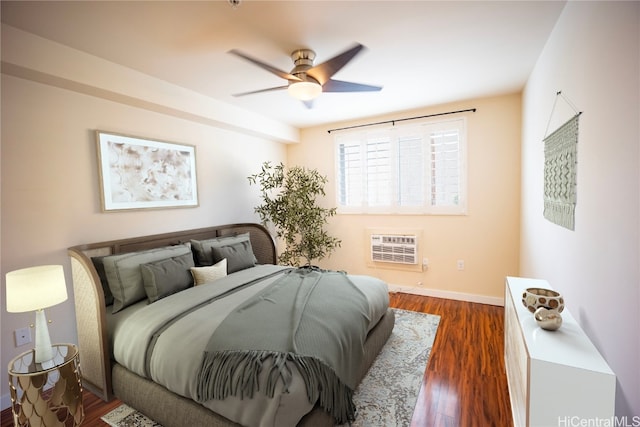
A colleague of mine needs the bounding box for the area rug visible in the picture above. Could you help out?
[101,308,440,427]
[101,404,161,427]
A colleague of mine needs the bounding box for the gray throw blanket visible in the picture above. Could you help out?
[196,267,371,424]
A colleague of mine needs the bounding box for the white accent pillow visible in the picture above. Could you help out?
[190,259,227,286]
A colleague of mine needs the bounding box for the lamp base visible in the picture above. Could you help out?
[34,309,53,363]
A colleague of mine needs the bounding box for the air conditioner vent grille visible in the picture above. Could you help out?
[370,234,418,265]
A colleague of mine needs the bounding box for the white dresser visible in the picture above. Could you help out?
[504,276,616,427]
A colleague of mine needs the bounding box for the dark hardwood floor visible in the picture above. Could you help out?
[1,293,512,427]
[390,293,513,427]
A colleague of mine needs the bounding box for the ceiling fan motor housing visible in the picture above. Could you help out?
[290,49,319,84]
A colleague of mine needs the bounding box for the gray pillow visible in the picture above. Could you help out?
[141,252,194,303]
[211,240,256,273]
[102,244,191,313]
[191,233,256,266]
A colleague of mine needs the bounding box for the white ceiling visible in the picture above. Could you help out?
[1,1,565,129]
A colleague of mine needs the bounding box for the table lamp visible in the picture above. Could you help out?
[6,265,68,363]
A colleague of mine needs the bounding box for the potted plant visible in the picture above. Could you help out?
[248,161,341,267]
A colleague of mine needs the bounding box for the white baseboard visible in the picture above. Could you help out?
[388,283,504,306]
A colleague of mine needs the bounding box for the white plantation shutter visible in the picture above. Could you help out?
[337,142,363,206]
[398,134,424,206]
[429,126,462,208]
[366,137,392,206]
[336,118,466,214]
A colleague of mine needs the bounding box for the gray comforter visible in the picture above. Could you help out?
[109,265,389,427]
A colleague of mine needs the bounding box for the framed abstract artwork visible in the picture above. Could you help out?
[96,131,198,211]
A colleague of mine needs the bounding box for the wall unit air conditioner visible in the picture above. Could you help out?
[370,234,418,265]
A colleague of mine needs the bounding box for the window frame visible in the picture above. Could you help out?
[334,117,468,215]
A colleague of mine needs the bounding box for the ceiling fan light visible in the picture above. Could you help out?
[288,81,322,101]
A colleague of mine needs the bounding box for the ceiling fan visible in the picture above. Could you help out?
[228,43,382,108]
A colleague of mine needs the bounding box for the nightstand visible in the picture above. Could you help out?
[8,343,84,426]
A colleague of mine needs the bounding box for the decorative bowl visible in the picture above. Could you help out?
[534,307,563,331]
[522,287,564,314]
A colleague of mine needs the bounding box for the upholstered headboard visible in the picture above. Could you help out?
[67,223,276,401]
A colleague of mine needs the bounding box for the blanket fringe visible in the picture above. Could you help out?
[197,350,356,424]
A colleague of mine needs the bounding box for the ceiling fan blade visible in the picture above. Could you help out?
[232,85,288,97]
[322,79,383,93]
[306,43,366,85]
[228,49,302,82]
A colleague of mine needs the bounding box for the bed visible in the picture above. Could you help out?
[68,223,395,427]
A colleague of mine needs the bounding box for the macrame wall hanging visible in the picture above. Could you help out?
[543,91,582,230]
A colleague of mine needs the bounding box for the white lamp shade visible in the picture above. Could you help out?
[287,81,322,101]
[6,265,68,313]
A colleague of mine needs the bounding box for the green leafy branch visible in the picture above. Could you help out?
[248,162,341,267]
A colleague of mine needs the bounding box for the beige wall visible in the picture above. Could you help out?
[520,1,639,417]
[289,94,522,304]
[0,24,295,407]
[0,74,286,406]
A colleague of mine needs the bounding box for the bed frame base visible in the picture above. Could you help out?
[113,309,394,427]
[68,223,394,426]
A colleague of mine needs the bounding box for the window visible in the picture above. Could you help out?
[335,118,467,214]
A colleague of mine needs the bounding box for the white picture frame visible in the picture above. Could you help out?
[96,131,198,211]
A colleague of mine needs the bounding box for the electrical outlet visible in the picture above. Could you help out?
[457,259,465,271]
[15,327,31,347]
